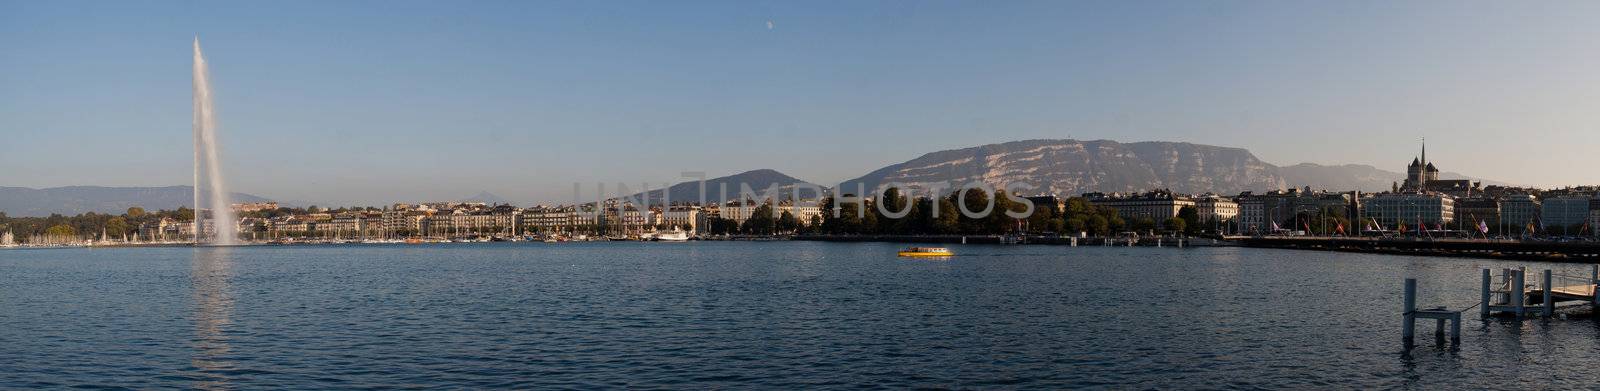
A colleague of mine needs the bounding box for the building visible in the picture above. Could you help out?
[423,209,518,237]
[1590,209,1600,238]
[1024,195,1068,217]
[381,210,425,235]
[1454,197,1500,234]
[1084,190,1195,223]
[659,206,700,232]
[1499,194,1541,234]
[521,207,578,233]
[1541,194,1593,234]
[715,200,823,227]
[1363,193,1455,229]
[1396,141,1478,197]
[1234,188,1352,233]
[1193,195,1238,223]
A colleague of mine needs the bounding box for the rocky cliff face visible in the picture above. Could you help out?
[840,139,1287,196]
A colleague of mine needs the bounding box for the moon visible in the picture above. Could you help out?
[766,20,774,30]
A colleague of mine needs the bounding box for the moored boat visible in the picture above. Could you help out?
[897,247,952,257]
[653,230,690,242]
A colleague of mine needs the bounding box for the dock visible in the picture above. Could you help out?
[1233,236,1600,262]
[1404,265,1600,350]
[1480,266,1600,318]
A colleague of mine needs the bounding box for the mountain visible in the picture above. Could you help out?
[0,186,273,217]
[839,139,1516,198]
[1277,163,1400,192]
[462,191,512,205]
[633,169,821,204]
[840,139,1286,197]
[1278,163,1514,193]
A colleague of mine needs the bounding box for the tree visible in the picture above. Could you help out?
[1087,215,1110,236]
[105,217,130,237]
[820,196,865,234]
[1162,217,1186,235]
[126,207,147,219]
[953,189,990,234]
[741,204,777,234]
[776,210,800,234]
[1131,217,1158,234]
[933,197,960,234]
[1177,206,1200,235]
[45,224,75,237]
[1064,217,1086,235]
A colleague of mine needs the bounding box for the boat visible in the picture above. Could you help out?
[653,230,690,242]
[897,247,953,257]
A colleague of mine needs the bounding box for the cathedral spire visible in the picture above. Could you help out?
[1421,137,1426,166]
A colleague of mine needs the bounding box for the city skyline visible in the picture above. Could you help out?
[7,1,1600,205]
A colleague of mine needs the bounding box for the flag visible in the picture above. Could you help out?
[1477,220,1489,234]
[1336,222,1346,236]
[1271,221,1280,232]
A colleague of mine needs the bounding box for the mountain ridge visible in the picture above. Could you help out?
[840,139,1508,197]
[632,169,821,204]
[0,186,273,217]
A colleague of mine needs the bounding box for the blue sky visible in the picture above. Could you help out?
[4,1,1600,205]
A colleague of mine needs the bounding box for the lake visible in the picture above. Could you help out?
[3,241,1598,388]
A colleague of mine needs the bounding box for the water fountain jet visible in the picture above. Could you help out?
[193,37,238,246]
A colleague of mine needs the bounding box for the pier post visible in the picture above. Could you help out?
[1543,269,1554,317]
[1480,269,1491,317]
[1403,278,1417,347]
[1450,312,1461,344]
[1514,269,1525,318]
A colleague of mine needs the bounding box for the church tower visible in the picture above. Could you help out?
[1401,139,1429,192]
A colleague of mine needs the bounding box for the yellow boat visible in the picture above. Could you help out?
[897,247,952,257]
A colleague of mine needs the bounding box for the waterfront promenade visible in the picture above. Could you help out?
[1229,236,1600,261]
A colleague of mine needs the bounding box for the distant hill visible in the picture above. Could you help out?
[1278,163,1513,192]
[840,139,1285,196]
[838,139,1511,197]
[461,191,512,205]
[0,186,273,217]
[1276,163,1399,192]
[632,169,821,204]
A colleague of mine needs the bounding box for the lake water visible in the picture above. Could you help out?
[3,241,1599,388]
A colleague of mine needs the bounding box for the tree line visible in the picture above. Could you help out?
[700,188,1213,237]
[0,207,193,243]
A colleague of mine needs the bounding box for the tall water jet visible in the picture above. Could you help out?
[193,37,238,246]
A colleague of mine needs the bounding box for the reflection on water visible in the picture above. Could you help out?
[190,247,235,390]
[7,242,1600,388]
